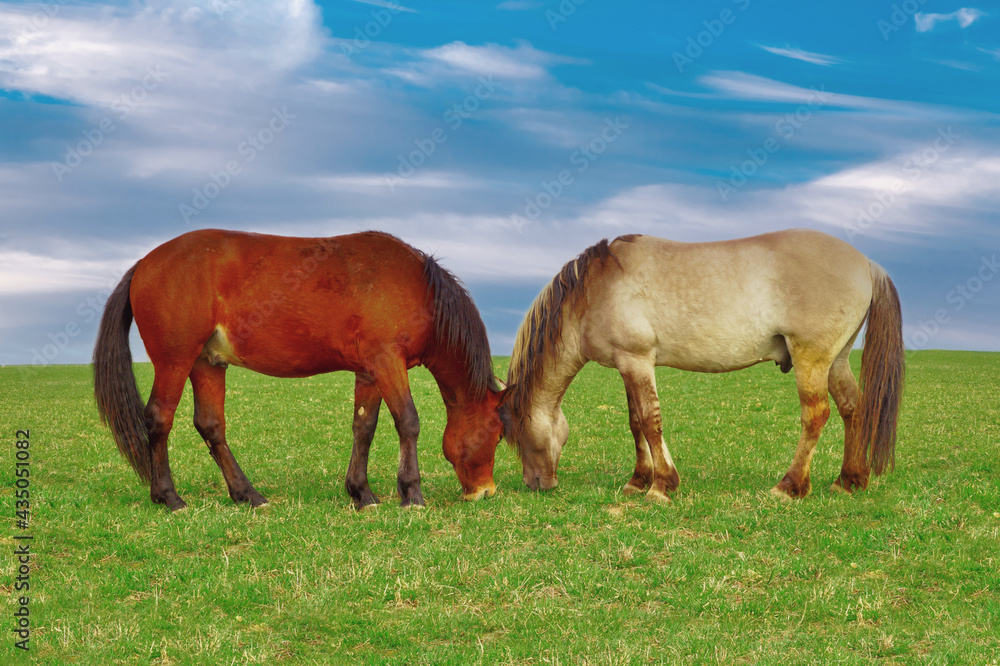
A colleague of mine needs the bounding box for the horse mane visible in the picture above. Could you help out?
[421,253,500,400]
[500,237,622,448]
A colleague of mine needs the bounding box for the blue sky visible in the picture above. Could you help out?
[1,0,999,366]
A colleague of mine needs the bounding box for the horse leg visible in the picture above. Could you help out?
[371,359,424,508]
[345,373,383,510]
[828,348,868,493]
[190,358,266,507]
[623,385,653,495]
[771,359,831,500]
[618,360,679,504]
[145,367,190,510]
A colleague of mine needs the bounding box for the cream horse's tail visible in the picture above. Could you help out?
[856,262,905,475]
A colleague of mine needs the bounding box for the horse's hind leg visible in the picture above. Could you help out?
[146,365,191,510]
[623,386,653,495]
[617,358,679,503]
[345,373,383,510]
[828,344,868,493]
[771,357,831,500]
[190,358,266,507]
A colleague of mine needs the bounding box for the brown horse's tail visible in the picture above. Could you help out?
[93,263,152,484]
[856,262,905,476]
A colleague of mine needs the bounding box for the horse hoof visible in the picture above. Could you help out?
[154,493,187,511]
[235,491,267,507]
[644,488,671,504]
[768,486,794,502]
[831,474,868,494]
[401,501,426,509]
[623,481,646,496]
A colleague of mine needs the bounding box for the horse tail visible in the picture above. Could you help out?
[93,263,152,484]
[856,262,905,476]
[422,255,498,399]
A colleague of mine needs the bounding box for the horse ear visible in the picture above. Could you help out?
[496,384,516,408]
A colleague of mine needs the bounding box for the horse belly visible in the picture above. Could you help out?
[655,331,789,373]
[205,321,361,378]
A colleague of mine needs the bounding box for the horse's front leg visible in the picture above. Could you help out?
[345,373,384,510]
[618,358,679,504]
[370,359,424,508]
[622,385,653,495]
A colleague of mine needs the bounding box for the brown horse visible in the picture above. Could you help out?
[94,229,507,510]
[500,229,904,502]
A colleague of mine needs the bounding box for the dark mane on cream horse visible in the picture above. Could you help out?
[94,229,506,511]
[501,229,904,502]
[499,237,618,449]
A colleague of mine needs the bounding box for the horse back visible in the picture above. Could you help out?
[130,229,434,376]
[579,229,874,371]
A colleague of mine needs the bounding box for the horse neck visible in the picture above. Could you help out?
[528,313,587,419]
[423,343,489,414]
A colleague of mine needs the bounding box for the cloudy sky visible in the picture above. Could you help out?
[1,0,998,366]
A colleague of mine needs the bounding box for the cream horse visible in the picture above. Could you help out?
[500,229,904,501]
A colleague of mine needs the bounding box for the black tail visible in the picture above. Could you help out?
[93,263,151,483]
[422,255,499,400]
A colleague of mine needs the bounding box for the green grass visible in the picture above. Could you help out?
[1,350,998,664]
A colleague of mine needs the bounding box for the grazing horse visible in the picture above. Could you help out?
[500,229,904,502]
[94,229,506,510]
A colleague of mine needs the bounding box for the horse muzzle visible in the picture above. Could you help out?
[462,482,497,501]
[524,474,558,491]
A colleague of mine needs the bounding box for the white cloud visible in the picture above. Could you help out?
[496,1,544,10]
[304,78,361,95]
[497,108,601,148]
[694,71,952,118]
[0,250,135,295]
[308,171,494,193]
[0,1,324,108]
[422,41,555,80]
[699,71,832,105]
[915,8,984,32]
[118,146,235,179]
[409,234,570,281]
[931,59,982,71]
[351,0,418,13]
[388,40,588,86]
[0,1,327,183]
[758,45,843,66]
[572,148,1000,244]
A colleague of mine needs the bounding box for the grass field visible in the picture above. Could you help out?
[1,350,998,664]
